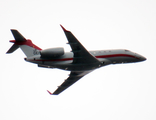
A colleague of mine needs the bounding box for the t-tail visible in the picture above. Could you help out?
[6,29,42,57]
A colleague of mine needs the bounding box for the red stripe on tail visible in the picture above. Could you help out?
[10,39,42,50]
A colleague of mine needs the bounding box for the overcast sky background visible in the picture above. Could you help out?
[0,0,156,120]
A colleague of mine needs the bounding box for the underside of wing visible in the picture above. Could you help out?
[60,25,101,65]
[48,70,93,95]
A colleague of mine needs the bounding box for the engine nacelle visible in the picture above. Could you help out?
[40,47,64,58]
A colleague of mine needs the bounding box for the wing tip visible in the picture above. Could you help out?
[60,24,69,32]
[10,29,17,31]
[47,90,53,95]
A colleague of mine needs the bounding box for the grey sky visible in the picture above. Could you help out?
[0,0,155,120]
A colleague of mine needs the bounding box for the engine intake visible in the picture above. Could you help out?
[40,47,64,58]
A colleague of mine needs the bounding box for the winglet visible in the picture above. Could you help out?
[47,90,53,95]
[60,24,69,32]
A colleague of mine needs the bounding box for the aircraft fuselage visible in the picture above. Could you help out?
[25,49,146,71]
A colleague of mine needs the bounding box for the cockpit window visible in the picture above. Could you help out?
[125,50,130,52]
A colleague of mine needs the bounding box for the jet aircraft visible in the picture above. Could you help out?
[6,25,146,95]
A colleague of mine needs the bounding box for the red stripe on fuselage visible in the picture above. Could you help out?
[96,54,136,59]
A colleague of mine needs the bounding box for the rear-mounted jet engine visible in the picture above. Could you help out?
[40,47,64,58]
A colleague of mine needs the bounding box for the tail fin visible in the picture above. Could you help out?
[6,29,42,57]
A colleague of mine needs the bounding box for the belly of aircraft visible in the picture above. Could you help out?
[47,63,100,71]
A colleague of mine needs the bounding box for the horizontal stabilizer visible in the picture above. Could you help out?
[6,44,19,53]
[11,29,26,42]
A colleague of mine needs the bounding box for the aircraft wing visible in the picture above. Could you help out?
[47,25,100,95]
[60,25,100,64]
[47,70,93,95]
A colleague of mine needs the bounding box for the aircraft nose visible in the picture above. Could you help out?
[140,56,147,61]
[137,54,147,61]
